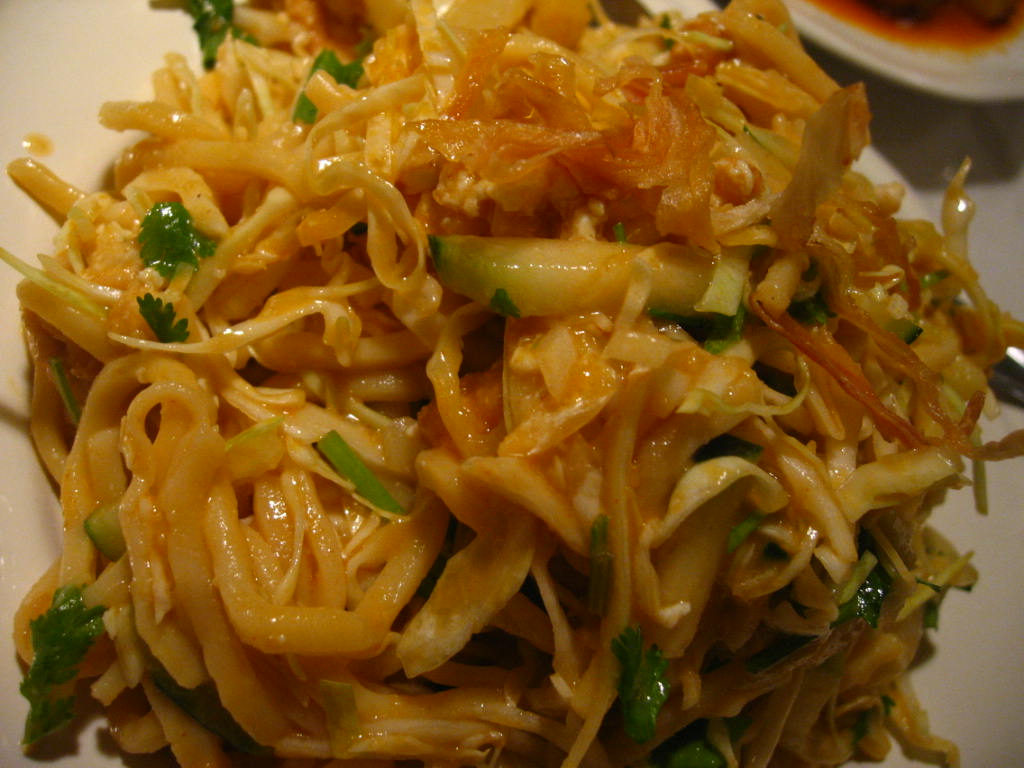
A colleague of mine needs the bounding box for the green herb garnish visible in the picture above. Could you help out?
[835,561,892,630]
[187,0,257,69]
[293,49,364,123]
[612,625,670,743]
[20,585,105,744]
[138,201,216,279]
[137,294,190,343]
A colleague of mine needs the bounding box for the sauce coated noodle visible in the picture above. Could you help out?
[8,1,1023,766]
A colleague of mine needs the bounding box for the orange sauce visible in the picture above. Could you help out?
[803,0,1023,50]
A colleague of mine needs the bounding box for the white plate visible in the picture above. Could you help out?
[784,0,1024,102]
[0,2,1022,767]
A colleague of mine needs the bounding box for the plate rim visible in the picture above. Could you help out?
[784,0,1024,102]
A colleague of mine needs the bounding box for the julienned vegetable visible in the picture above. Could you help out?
[428,234,717,318]
[316,430,405,515]
[588,515,613,615]
[48,357,81,425]
[20,586,105,744]
[5,0,1012,763]
[727,511,765,553]
[320,680,361,755]
[84,502,127,561]
[150,661,268,754]
[0,246,105,320]
[650,305,747,354]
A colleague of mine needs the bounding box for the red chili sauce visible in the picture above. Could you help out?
[803,0,1023,50]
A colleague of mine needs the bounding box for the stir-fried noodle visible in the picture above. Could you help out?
[8,0,1024,766]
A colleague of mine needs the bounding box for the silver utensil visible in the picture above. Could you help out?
[991,347,1024,410]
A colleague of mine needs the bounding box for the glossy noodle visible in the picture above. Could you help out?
[7,0,1023,766]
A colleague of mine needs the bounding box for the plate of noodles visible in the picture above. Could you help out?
[778,0,1024,101]
[1,1,1023,768]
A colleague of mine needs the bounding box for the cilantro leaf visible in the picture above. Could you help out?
[187,0,257,69]
[612,625,670,743]
[137,294,190,343]
[20,585,105,744]
[138,202,215,279]
[834,549,892,629]
[293,49,365,123]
